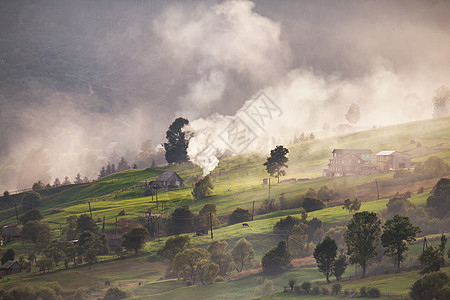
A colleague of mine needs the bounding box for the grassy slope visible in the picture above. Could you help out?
[1,117,450,299]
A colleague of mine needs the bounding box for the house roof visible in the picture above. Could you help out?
[376,150,396,156]
[376,150,412,157]
[332,149,372,154]
[0,261,20,269]
[155,172,183,182]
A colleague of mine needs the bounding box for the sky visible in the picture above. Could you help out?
[0,0,449,189]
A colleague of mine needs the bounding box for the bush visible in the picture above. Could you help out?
[34,286,57,300]
[417,186,424,194]
[74,288,87,300]
[301,281,311,294]
[311,285,320,295]
[302,197,326,212]
[273,215,302,233]
[228,207,251,225]
[103,287,127,300]
[261,240,291,274]
[367,286,381,298]
[294,285,302,295]
[214,276,225,282]
[360,286,367,297]
[332,282,342,295]
[261,279,274,296]
[321,287,329,295]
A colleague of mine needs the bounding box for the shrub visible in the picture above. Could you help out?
[301,281,312,294]
[228,207,251,225]
[417,186,424,194]
[367,287,381,298]
[34,286,57,300]
[185,280,193,286]
[261,279,274,296]
[214,276,225,282]
[103,287,127,300]
[321,287,329,295]
[332,282,342,295]
[311,286,320,295]
[302,197,326,212]
[74,288,87,300]
[360,286,367,297]
[273,215,302,233]
[294,285,302,295]
[261,240,291,274]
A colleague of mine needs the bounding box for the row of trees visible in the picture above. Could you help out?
[158,236,255,285]
[98,157,131,179]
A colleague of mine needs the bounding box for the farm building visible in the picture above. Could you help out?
[0,261,22,276]
[376,151,412,172]
[2,224,21,241]
[150,172,184,189]
[324,149,378,177]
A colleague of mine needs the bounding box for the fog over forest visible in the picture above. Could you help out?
[1,0,449,189]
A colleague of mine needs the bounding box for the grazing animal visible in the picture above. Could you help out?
[242,223,249,227]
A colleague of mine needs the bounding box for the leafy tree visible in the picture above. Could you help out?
[53,178,61,186]
[231,238,254,272]
[288,278,296,292]
[199,203,218,228]
[432,85,450,118]
[62,176,71,185]
[22,191,41,211]
[331,282,342,295]
[74,173,83,184]
[167,206,195,235]
[289,223,307,257]
[164,117,190,164]
[381,214,420,272]
[84,247,98,269]
[345,103,360,124]
[302,196,326,212]
[261,240,291,274]
[334,252,348,281]
[263,145,289,183]
[192,175,213,201]
[1,248,15,265]
[313,236,337,283]
[3,190,9,199]
[76,214,98,234]
[19,209,42,225]
[103,287,127,300]
[172,247,209,285]
[410,271,450,300]
[426,178,450,218]
[342,198,361,213]
[419,246,444,274]
[22,220,50,243]
[273,215,302,233]
[64,215,78,241]
[32,180,43,190]
[228,207,251,225]
[318,185,335,202]
[345,211,381,277]
[121,227,149,255]
[207,240,233,277]
[64,244,78,265]
[385,196,414,218]
[117,157,129,172]
[414,157,448,180]
[157,235,191,263]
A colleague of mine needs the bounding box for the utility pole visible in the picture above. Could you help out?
[268,178,271,201]
[14,202,19,224]
[252,201,255,221]
[155,187,158,209]
[285,231,289,248]
[115,216,118,237]
[210,213,213,240]
[88,202,93,219]
[102,216,105,233]
[375,180,380,200]
[60,224,62,238]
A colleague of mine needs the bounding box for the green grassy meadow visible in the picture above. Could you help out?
[1,116,450,299]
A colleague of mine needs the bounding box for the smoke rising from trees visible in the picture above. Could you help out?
[1,0,450,188]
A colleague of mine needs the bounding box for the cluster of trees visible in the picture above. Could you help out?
[191,175,214,201]
[311,210,423,283]
[292,132,315,144]
[0,282,64,300]
[389,156,448,184]
[158,236,255,285]
[98,157,131,179]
